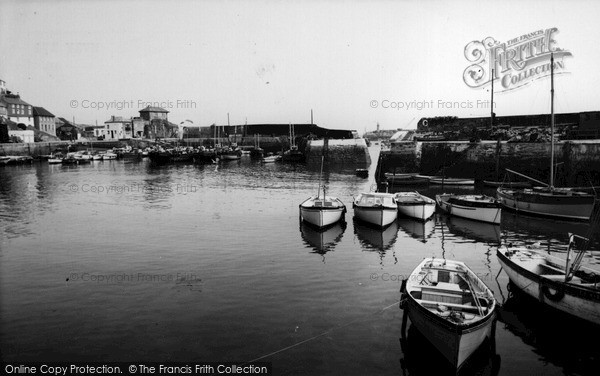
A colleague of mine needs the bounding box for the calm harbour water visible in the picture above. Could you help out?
[1,146,599,375]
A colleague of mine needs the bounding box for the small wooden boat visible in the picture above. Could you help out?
[483,180,531,188]
[47,153,64,164]
[355,169,368,178]
[61,156,79,165]
[394,191,436,221]
[400,258,497,370]
[385,173,430,185]
[430,177,475,186]
[299,195,346,229]
[220,149,241,160]
[103,151,117,160]
[261,155,280,163]
[497,235,600,326]
[300,157,346,229]
[436,194,501,224]
[353,192,398,228]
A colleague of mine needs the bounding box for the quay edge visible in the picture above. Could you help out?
[377,140,600,187]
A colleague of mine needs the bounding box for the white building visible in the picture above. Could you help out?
[0,93,34,128]
[104,116,132,140]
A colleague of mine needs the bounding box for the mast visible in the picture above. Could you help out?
[490,68,494,128]
[550,53,555,189]
[317,155,324,199]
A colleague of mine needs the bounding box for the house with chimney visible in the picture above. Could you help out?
[32,106,56,136]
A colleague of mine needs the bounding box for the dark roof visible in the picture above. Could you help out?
[32,106,55,117]
[225,123,354,139]
[139,106,169,113]
[0,94,32,107]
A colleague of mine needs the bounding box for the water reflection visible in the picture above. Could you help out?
[399,322,501,376]
[354,219,399,265]
[299,221,346,260]
[397,218,435,243]
[501,211,591,249]
[496,283,600,375]
[443,215,501,245]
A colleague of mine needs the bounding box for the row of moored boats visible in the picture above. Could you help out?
[300,177,599,371]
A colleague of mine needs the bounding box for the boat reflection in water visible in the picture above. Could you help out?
[442,215,501,245]
[397,218,435,243]
[399,322,500,376]
[353,219,399,252]
[496,283,600,374]
[501,211,591,249]
[299,221,346,259]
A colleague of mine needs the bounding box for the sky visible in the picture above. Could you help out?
[1,0,599,131]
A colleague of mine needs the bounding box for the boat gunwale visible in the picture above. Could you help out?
[497,249,600,302]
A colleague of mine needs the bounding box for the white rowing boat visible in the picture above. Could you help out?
[401,258,497,370]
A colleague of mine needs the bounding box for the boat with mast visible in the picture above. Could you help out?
[496,54,596,220]
[483,69,531,188]
[282,122,305,163]
[497,201,600,326]
[299,156,346,229]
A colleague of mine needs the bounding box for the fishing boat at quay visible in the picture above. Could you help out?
[436,194,501,224]
[496,54,596,221]
[400,258,497,370]
[497,207,600,327]
[353,192,398,228]
[394,191,436,221]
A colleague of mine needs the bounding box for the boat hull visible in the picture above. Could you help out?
[430,178,475,186]
[395,193,436,221]
[436,195,501,224]
[397,203,436,221]
[300,207,345,228]
[497,188,595,221]
[406,296,495,368]
[403,258,497,369]
[353,206,397,228]
[497,249,600,326]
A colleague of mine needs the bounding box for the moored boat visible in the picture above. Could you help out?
[299,157,346,229]
[299,195,346,229]
[102,151,118,160]
[355,169,368,178]
[483,180,531,188]
[353,192,398,228]
[400,258,497,370]
[436,194,501,224]
[430,177,475,186]
[47,153,64,164]
[385,173,430,185]
[496,54,596,221]
[261,155,280,163]
[394,191,436,221]
[497,236,600,326]
[497,186,595,221]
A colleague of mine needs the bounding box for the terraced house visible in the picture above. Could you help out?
[32,106,56,136]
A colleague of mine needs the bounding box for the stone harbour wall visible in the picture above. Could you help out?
[305,138,371,167]
[379,140,600,186]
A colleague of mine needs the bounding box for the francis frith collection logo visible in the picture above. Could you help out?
[463,27,571,91]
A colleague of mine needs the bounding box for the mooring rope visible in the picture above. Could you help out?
[244,300,400,364]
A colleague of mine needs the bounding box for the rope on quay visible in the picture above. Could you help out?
[244,300,400,364]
